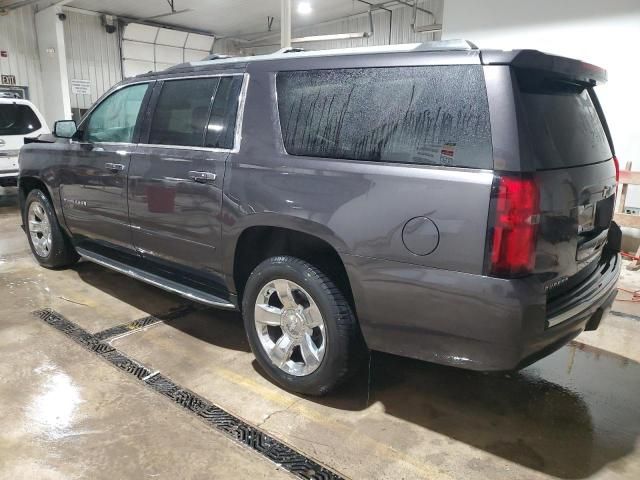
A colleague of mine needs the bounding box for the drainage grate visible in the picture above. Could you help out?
[34,308,344,480]
[94,303,198,341]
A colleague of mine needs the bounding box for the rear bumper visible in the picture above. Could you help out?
[344,252,620,371]
[0,171,18,186]
[0,155,19,185]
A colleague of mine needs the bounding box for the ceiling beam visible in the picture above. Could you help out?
[62,5,217,37]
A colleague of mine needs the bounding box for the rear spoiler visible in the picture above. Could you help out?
[480,49,607,85]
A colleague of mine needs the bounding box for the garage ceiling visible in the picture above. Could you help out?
[67,0,372,38]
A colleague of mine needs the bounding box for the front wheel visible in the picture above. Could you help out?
[24,189,78,269]
[242,256,365,396]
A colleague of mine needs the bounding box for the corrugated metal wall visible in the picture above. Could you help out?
[63,10,123,111]
[0,5,44,109]
[231,1,443,55]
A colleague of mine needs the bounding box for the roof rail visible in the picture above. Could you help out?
[202,53,232,61]
[275,47,305,54]
[414,39,478,52]
[187,39,480,68]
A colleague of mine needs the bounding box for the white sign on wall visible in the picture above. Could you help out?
[71,79,91,95]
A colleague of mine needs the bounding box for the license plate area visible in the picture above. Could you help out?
[0,155,18,171]
[577,203,595,234]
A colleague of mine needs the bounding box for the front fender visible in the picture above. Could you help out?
[18,142,68,233]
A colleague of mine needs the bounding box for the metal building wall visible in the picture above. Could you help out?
[241,1,444,55]
[0,5,45,110]
[121,23,214,78]
[63,9,123,113]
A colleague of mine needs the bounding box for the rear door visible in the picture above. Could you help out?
[128,74,244,283]
[514,68,616,286]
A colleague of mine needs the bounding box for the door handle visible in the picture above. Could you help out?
[188,170,217,184]
[105,162,125,172]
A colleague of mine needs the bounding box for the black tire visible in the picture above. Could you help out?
[24,189,78,269]
[242,255,366,396]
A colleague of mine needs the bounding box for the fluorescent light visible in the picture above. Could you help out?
[297,2,312,15]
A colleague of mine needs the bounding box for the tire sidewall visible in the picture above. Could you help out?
[24,189,70,268]
[243,257,352,395]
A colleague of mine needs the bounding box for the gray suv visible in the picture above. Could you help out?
[18,40,620,395]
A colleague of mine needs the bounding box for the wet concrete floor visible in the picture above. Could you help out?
[1,186,639,479]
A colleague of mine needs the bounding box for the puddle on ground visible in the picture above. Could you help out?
[336,341,640,479]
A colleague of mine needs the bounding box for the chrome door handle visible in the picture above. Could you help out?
[188,170,217,183]
[105,162,125,172]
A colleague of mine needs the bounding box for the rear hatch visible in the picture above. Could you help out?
[0,102,44,163]
[513,59,616,296]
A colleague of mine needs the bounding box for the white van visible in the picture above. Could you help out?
[0,97,49,186]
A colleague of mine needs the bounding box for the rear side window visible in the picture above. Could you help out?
[205,76,243,149]
[149,78,218,147]
[0,104,42,135]
[516,70,612,169]
[276,66,492,169]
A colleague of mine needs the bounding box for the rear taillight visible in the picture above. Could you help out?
[489,175,540,277]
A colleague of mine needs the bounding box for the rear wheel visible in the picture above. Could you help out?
[242,255,365,396]
[24,189,78,268]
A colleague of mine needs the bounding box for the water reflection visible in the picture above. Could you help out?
[27,364,83,440]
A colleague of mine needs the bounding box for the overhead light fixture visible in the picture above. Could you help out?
[297,2,312,15]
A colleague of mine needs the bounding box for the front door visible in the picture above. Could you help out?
[128,74,244,280]
[60,82,152,252]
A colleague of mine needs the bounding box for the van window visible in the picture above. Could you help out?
[276,66,492,169]
[205,76,243,149]
[0,104,42,135]
[516,70,612,169]
[149,78,218,147]
[84,83,149,143]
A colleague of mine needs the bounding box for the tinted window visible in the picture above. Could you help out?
[149,78,218,147]
[205,76,243,149]
[0,104,42,135]
[517,71,612,169]
[277,66,492,169]
[84,83,149,143]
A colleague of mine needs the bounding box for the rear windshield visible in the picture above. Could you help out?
[277,66,493,169]
[516,70,612,169]
[0,103,42,135]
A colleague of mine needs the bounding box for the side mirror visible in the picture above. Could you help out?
[53,120,77,138]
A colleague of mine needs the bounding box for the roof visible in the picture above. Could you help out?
[187,39,478,69]
[130,38,606,86]
[0,97,36,106]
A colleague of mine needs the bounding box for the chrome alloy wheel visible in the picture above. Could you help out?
[28,201,52,258]
[254,279,326,376]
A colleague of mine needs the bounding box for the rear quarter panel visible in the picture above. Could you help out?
[222,58,494,284]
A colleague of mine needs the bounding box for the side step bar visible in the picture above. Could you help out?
[76,247,236,310]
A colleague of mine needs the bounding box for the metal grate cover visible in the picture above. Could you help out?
[34,308,344,480]
[93,303,198,341]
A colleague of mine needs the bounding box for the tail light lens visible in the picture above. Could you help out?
[489,175,540,277]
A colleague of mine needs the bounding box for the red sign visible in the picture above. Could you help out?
[0,51,7,58]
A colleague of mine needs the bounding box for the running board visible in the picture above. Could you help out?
[76,247,236,310]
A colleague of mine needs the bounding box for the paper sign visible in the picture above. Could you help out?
[71,79,91,95]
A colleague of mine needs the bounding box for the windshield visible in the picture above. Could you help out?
[516,70,612,169]
[0,104,42,136]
